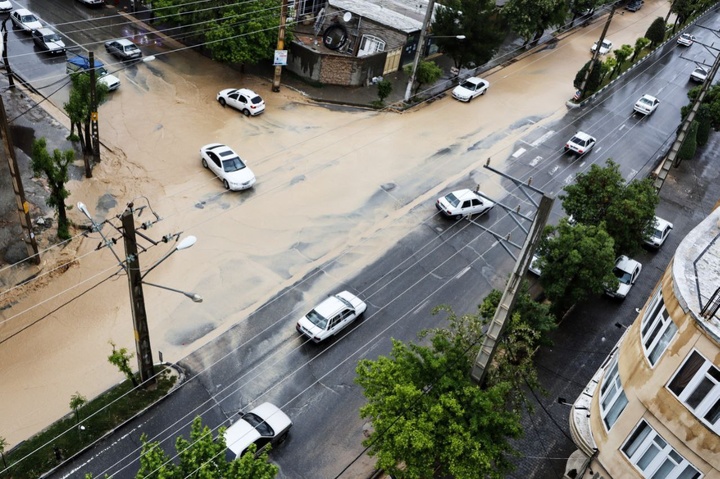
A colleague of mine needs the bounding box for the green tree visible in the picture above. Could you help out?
[0,436,8,469]
[69,392,87,424]
[30,138,74,240]
[678,120,699,161]
[611,44,633,78]
[573,59,602,94]
[645,17,666,47]
[602,57,617,83]
[560,159,658,254]
[631,37,651,62]
[377,79,392,104]
[431,0,506,69]
[502,0,568,45]
[63,72,108,162]
[696,104,712,146]
[136,417,278,478]
[537,219,617,316]
[355,310,522,479]
[107,340,137,387]
[404,60,443,98]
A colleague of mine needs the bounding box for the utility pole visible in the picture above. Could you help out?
[0,97,40,264]
[88,52,100,168]
[404,0,435,102]
[1,19,15,89]
[272,0,289,92]
[121,204,156,388]
[578,3,617,100]
[471,195,554,384]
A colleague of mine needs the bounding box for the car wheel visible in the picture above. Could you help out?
[277,431,289,443]
[242,109,251,117]
[218,97,226,107]
[454,214,463,220]
[201,158,208,168]
[223,179,230,190]
[481,90,486,95]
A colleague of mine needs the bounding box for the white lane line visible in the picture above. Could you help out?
[512,147,526,158]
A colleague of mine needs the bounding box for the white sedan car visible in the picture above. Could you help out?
[451,77,489,102]
[605,255,642,299]
[591,39,613,55]
[0,1,12,13]
[677,33,695,46]
[217,88,266,116]
[690,66,709,83]
[200,143,256,191]
[11,9,42,33]
[224,402,292,459]
[564,131,596,156]
[634,94,660,115]
[644,216,673,249]
[436,189,495,219]
[296,291,366,343]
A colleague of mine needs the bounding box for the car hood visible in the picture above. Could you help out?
[452,85,475,97]
[218,88,236,97]
[99,74,120,88]
[46,40,65,50]
[615,282,632,297]
[26,21,43,30]
[335,290,366,313]
[224,419,260,457]
[226,167,256,185]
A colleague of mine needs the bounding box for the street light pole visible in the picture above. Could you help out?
[404,0,436,103]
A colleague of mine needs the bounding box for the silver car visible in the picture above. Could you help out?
[105,39,142,61]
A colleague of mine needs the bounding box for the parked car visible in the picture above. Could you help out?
[104,39,142,61]
[10,9,42,33]
[0,1,13,13]
[633,94,660,115]
[677,33,695,46]
[76,0,105,5]
[296,291,366,343]
[66,55,121,91]
[436,189,495,219]
[200,143,256,191]
[626,0,643,11]
[224,402,292,460]
[217,88,265,116]
[591,39,613,55]
[451,77,490,102]
[528,254,542,276]
[32,28,66,54]
[605,255,642,299]
[564,131,596,156]
[690,66,709,82]
[644,216,673,249]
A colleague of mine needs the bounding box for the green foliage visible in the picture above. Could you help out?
[560,159,658,254]
[537,219,617,316]
[573,60,602,95]
[696,104,712,146]
[355,309,522,479]
[107,340,137,387]
[63,72,108,158]
[432,0,506,69]
[150,0,290,65]
[137,417,278,478]
[631,37,651,62]
[501,0,568,44]
[645,17,666,46]
[479,284,556,346]
[30,138,74,240]
[611,44,633,78]
[678,120,699,161]
[69,392,87,423]
[377,79,392,103]
[404,60,443,97]
[686,84,720,130]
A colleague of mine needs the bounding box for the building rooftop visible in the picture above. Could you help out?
[673,206,720,343]
[328,0,425,33]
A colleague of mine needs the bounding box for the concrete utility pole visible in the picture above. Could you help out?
[88,52,100,168]
[471,194,554,384]
[0,97,40,264]
[1,19,15,89]
[578,3,617,99]
[272,0,289,92]
[404,0,436,102]
[121,204,156,388]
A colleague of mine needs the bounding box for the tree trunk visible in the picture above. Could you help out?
[83,119,93,157]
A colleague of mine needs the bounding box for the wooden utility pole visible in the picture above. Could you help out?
[88,52,100,167]
[0,97,40,264]
[272,0,289,92]
[578,3,617,99]
[471,195,554,384]
[404,0,436,102]
[121,205,156,388]
[2,19,15,89]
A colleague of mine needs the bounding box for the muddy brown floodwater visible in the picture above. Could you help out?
[0,0,666,447]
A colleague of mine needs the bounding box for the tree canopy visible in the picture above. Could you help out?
[30,138,74,240]
[405,60,443,97]
[560,159,658,254]
[501,0,568,45]
[355,309,523,479]
[63,72,108,161]
[645,17,666,47]
[431,0,506,69]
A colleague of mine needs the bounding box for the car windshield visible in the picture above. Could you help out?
[96,66,108,77]
[243,412,274,437]
[45,33,61,42]
[22,15,37,22]
[250,96,263,105]
[445,193,460,207]
[125,44,140,52]
[613,267,632,284]
[222,156,247,172]
[639,98,652,106]
[571,136,587,146]
[653,228,663,239]
[602,41,611,48]
[459,80,476,89]
[305,309,328,329]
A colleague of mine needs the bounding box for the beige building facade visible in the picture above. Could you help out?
[566,207,720,479]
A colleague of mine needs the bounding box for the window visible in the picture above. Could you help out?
[668,350,720,434]
[599,355,628,429]
[640,289,677,366]
[358,35,385,57]
[622,420,701,479]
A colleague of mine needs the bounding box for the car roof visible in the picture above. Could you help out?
[202,143,236,155]
[654,216,673,230]
[236,88,261,97]
[36,27,54,35]
[640,94,658,102]
[113,38,135,46]
[14,8,33,15]
[465,77,484,84]
[615,255,640,271]
[572,131,593,141]
[314,294,347,318]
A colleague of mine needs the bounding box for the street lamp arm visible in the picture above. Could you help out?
[77,202,126,269]
[142,281,203,303]
[140,235,197,280]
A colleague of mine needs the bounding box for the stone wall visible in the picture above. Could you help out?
[287,42,387,86]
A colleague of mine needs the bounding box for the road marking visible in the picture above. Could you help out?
[455,266,471,279]
[565,174,575,185]
[627,169,638,180]
[619,124,627,131]
[530,156,543,167]
[512,147,526,158]
[531,130,555,147]
[413,299,430,315]
[549,165,559,176]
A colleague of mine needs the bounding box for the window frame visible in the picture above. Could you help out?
[599,354,628,430]
[640,288,677,367]
[667,350,720,434]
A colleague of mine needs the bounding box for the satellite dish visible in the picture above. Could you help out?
[343,12,352,22]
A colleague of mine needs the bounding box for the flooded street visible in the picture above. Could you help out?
[0,0,668,448]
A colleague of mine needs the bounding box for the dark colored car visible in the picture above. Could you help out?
[626,0,643,11]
